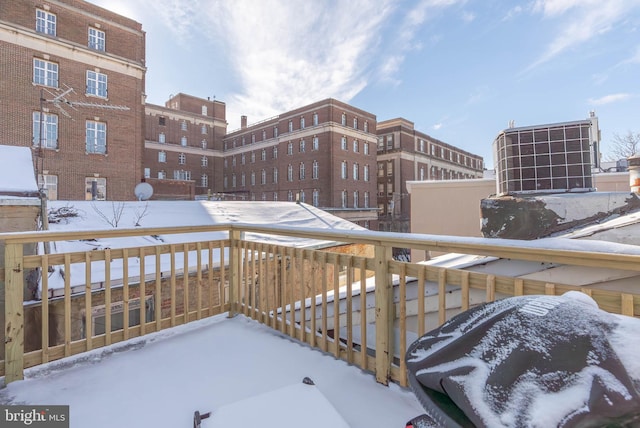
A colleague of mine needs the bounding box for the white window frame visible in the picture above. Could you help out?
[33,59,58,87]
[341,161,348,179]
[181,136,187,147]
[299,162,305,180]
[86,70,108,98]
[85,177,107,200]
[144,168,150,178]
[86,121,107,154]
[38,174,58,200]
[287,164,293,182]
[158,151,166,162]
[88,27,105,51]
[36,9,56,36]
[201,174,208,187]
[178,153,186,165]
[312,160,319,179]
[33,111,58,149]
[201,156,208,167]
[159,133,166,144]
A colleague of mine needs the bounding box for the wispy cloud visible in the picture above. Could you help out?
[588,93,632,106]
[525,1,640,72]
[502,5,523,21]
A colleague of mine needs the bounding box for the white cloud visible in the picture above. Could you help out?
[433,123,443,130]
[502,5,523,21]
[462,11,475,23]
[588,93,632,106]
[526,1,640,71]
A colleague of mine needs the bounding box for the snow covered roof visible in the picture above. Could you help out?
[0,145,39,197]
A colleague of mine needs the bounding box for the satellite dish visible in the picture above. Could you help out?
[134,182,153,201]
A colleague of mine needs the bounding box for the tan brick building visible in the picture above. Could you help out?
[0,0,146,200]
[221,99,379,228]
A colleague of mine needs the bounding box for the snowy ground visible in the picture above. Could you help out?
[0,315,424,428]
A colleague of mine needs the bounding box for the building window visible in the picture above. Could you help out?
[250,151,255,163]
[201,174,208,187]
[364,191,369,208]
[419,139,425,152]
[312,136,319,151]
[32,112,58,149]
[274,126,278,137]
[88,27,105,51]
[86,121,107,154]
[85,177,106,200]
[241,154,245,165]
[313,113,318,126]
[341,113,346,126]
[312,160,319,179]
[299,162,305,180]
[38,174,58,200]
[341,136,347,150]
[86,70,108,98]
[287,142,293,155]
[159,116,166,126]
[261,149,266,161]
[36,9,56,36]
[341,190,347,208]
[364,142,369,155]
[144,168,150,178]
[353,191,359,208]
[353,118,358,129]
[363,164,369,181]
[224,176,227,188]
[273,192,278,201]
[273,167,278,183]
[201,105,208,116]
[313,189,319,207]
[201,156,208,167]
[181,121,187,131]
[353,140,359,153]
[174,170,191,181]
[300,117,305,129]
[232,156,236,167]
[178,153,186,164]
[431,144,435,156]
[288,120,293,132]
[341,161,348,179]
[231,174,236,188]
[364,121,369,133]
[299,139,305,153]
[378,163,384,177]
[241,173,245,187]
[288,190,294,202]
[287,164,293,181]
[353,163,359,180]
[420,167,425,180]
[273,146,278,159]
[201,125,207,134]
[201,140,207,149]
[262,130,267,140]
[251,172,256,186]
[159,133,165,143]
[300,190,306,203]
[181,136,187,147]
[33,59,58,87]
[386,135,393,149]
[158,151,166,162]
[261,169,266,184]
[251,134,255,144]
[387,161,393,175]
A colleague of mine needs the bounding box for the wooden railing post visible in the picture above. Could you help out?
[228,229,241,317]
[4,242,24,384]
[374,243,393,385]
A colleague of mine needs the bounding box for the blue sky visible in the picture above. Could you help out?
[87,0,640,168]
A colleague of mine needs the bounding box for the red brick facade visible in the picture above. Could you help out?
[0,0,145,200]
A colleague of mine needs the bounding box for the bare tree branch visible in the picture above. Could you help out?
[605,131,640,162]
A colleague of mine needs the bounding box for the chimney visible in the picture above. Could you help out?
[629,155,640,193]
[241,115,247,130]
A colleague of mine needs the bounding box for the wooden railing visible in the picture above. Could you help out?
[1,224,639,386]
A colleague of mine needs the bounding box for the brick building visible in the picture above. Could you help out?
[376,118,484,233]
[221,99,379,228]
[0,0,145,200]
[143,93,226,200]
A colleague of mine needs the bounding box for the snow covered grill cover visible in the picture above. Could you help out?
[405,293,640,427]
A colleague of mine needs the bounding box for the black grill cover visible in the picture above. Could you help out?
[405,292,640,427]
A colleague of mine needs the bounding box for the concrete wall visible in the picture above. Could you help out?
[593,172,630,192]
[406,178,495,262]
